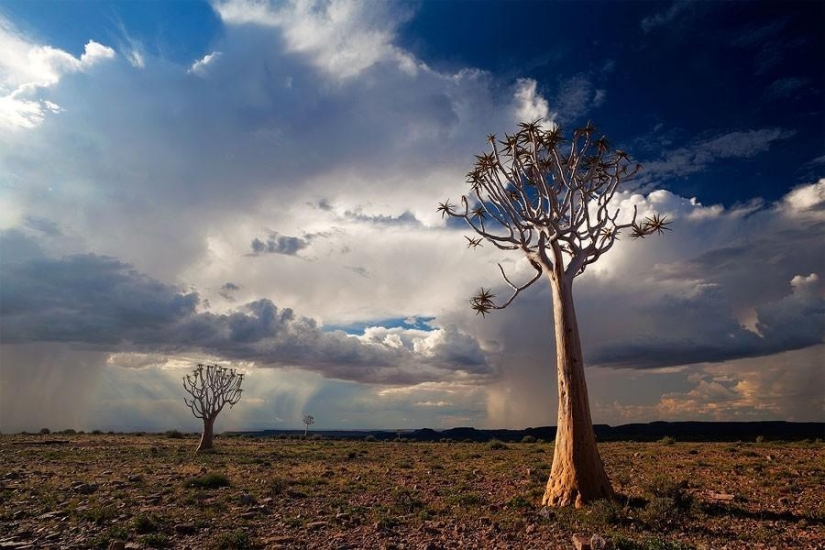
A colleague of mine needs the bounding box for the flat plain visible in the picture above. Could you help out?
[0,434,822,549]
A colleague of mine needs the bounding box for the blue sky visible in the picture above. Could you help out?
[0,0,822,433]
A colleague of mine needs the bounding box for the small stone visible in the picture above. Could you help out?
[590,534,607,550]
[572,534,591,550]
[778,497,790,506]
[239,492,255,505]
[538,506,553,519]
[240,511,256,520]
[127,475,142,483]
[107,542,126,550]
[174,523,196,535]
[306,521,329,530]
[335,512,351,522]
[74,483,99,495]
[525,524,537,534]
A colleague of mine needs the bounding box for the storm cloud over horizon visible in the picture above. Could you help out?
[1,0,822,432]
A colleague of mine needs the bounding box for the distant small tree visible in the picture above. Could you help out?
[183,363,244,453]
[302,415,315,437]
[439,121,670,507]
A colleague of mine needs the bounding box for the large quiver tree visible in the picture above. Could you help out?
[183,363,244,453]
[439,121,670,507]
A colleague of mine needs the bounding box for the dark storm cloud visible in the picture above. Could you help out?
[343,209,420,226]
[218,281,241,300]
[23,216,62,236]
[250,232,311,256]
[0,249,492,384]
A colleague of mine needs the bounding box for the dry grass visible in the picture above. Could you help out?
[0,434,822,549]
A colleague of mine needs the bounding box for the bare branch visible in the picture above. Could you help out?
[440,121,672,316]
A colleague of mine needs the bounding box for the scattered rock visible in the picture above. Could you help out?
[239,492,255,505]
[73,483,99,495]
[174,523,196,535]
[240,511,257,520]
[38,511,68,520]
[306,521,329,530]
[778,497,790,506]
[590,534,607,550]
[286,489,307,498]
[538,506,553,519]
[127,475,142,483]
[707,491,736,502]
[107,541,125,550]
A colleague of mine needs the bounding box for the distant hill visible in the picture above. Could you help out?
[238,421,823,442]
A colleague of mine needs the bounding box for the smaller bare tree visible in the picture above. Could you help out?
[302,415,315,437]
[183,363,244,453]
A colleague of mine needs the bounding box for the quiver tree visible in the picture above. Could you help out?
[439,120,670,507]
[183,363,244,453]
[302,414,314,437]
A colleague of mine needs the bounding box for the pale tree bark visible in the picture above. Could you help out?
[197,416,217,453]
[439,121,670,507]
[544,274,612,506]
[183,363,244,454]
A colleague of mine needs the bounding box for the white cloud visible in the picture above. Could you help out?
[0,17,115,129]
[188,51,222,75]
[780,179,825,220]
[513,78,551,124]
[0,2,820,432]
[214,0,415,79]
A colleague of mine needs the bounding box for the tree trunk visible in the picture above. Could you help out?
[542,274,613,507]
[196,416,216,453]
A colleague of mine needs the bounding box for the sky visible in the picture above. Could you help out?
[0,0,823,433]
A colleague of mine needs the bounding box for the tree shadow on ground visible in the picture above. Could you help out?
[701,502,825,526]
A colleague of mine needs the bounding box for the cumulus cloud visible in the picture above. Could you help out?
[513,78,551,124]
[188,51,222,75]
[0,17,115,129]
[0,0,820,431]
[0,247,492,385]
[214,0,414,79]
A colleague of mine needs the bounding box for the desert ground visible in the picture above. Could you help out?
[0,433,822,549]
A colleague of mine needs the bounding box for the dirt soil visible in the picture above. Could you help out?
[0,434,823,549]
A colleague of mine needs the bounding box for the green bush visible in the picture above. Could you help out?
[133,513,163,534]
[659,436,676,445]
[39,428,50,435]
[212,529,253,549]
[140,533,170,548]
[165,429,184,439]
[488,439,509,450]
[521,435,537,443]
[364,434,377,442]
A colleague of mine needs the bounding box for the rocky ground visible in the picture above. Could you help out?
[0,434,822,549]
